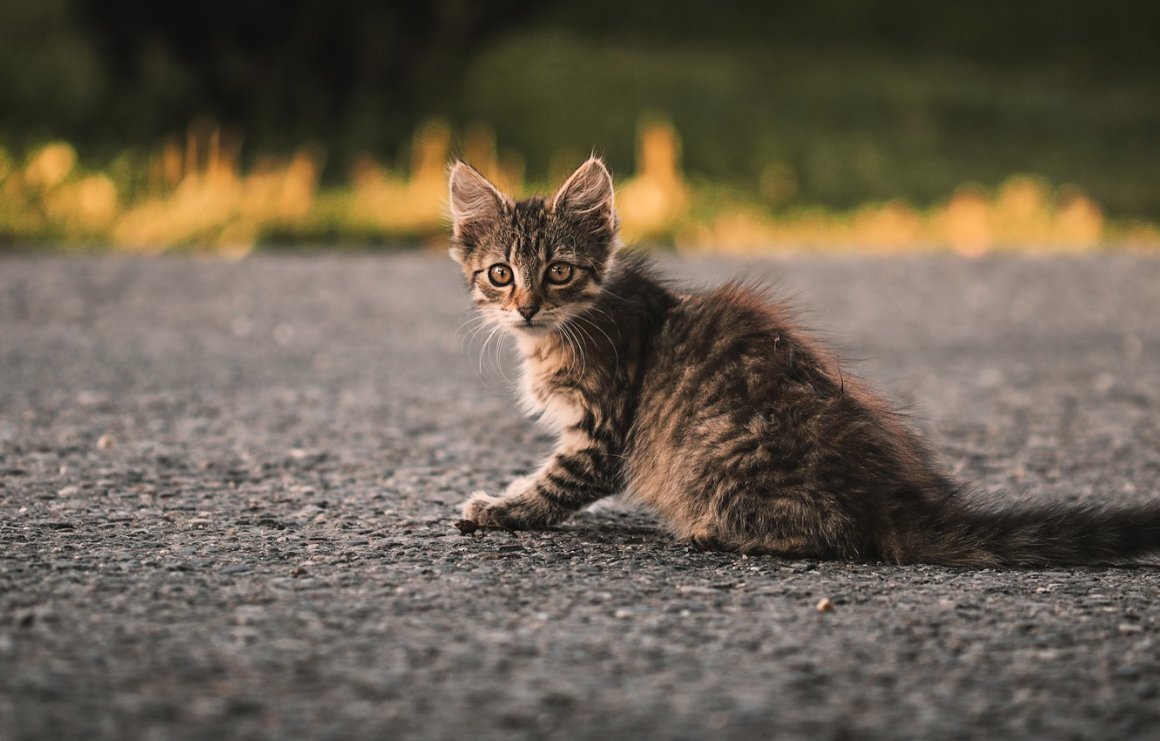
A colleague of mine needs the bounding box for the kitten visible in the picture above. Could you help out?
[447,157,1160,566]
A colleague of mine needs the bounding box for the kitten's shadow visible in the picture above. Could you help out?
[557,509,675,544]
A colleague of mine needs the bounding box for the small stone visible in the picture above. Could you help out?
[1092,372,1115,394]
[816,597,834,612]
[452,519,479,535]
[677,585,717,595]
[1113,666,1140,680]
[96,434,116,449]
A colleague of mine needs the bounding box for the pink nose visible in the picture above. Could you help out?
[518,304,540,321]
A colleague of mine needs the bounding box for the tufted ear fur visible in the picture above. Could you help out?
[448,162,511,263]
[550,157,618,244]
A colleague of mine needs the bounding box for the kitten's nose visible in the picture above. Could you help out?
[517,303,540,322]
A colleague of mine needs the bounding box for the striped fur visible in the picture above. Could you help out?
[449,158,1160,566]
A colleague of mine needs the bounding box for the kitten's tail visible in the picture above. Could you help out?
[907,497,1160,567]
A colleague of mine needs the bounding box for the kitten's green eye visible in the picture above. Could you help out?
[546,262,574,285]
[488,264,513,286]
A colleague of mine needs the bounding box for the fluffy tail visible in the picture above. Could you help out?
[905,498,1160,567]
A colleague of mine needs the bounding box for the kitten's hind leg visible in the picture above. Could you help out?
[461,438,621,530]
[735,536,823,559]
[683,527,822,559]
[686,523,733,552]
[710,488,858,560]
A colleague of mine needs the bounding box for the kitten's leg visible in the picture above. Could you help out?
[462,435,620,529]
[687,528,823,558]
[689,532,730,552]
[709,488,855,559]
[736,536,822,558]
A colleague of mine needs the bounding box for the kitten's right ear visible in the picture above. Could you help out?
[448,162,511,263]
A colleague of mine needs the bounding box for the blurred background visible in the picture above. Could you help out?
[1,0,1158,253]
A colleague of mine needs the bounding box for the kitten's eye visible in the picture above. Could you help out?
[487,264,513,286]
[546,262,574,285]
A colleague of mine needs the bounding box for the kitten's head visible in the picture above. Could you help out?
[448,157,620,335]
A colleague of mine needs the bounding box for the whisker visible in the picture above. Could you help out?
[567,322,588,378]
[476,319,501,378]
[571,313,619,370]
[555,321,577,375]
[458,316,492,352]
[491,325,513,383]
[598,286,632,304]
[561,322,584,377]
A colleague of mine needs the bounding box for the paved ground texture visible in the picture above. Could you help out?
[2,252,1160,740]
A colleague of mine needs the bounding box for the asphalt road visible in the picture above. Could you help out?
[2,251,1160,740]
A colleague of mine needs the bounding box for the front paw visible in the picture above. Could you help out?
[462,490,506,526]
[459,487,557,530]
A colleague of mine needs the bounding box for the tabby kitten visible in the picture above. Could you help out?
[448,157,1160,566]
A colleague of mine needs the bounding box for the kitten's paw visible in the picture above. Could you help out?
[690,533,729,552]
[459,486,559,530]
[462,490,505,525]
[687,524,731,552]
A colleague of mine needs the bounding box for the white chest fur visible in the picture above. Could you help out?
[515,336,584,433]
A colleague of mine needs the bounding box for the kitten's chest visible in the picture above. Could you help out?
[517,348,584,432]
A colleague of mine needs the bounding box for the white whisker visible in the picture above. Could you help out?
[571,312,619,370]
[565,321,588,378]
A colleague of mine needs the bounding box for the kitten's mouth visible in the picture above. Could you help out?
[514,320,552,333]
[505,314,561,334]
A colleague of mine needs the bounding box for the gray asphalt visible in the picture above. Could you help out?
[2,251,1160,740]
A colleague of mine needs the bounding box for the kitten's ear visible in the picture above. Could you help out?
[550,157,618,243]
[448,162,511,263]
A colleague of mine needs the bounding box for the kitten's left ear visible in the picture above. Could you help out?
[550,157,619,244]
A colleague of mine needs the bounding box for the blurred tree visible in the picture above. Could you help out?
[0,0,106,149]
[72,0,541,163]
